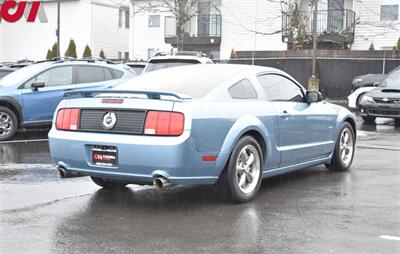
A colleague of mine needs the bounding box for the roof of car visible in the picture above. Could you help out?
[148,55,213,64]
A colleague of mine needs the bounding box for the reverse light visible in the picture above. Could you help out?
[144,111,184,136]
[56,108,80,131]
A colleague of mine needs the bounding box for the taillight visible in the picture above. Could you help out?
[144,111,184,136]
[56,108,80,131]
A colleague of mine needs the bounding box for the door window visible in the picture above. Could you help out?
[257,74,304,102]
[23,66,73,88]
[76,66,106,83]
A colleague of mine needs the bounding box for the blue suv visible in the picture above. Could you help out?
[0,59,136,140]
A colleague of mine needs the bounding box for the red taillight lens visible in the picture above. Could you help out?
[144,111,184,136]
[56,108,80,131]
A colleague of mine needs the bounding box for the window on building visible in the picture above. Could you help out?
[381,0,399,20]
[257,74,304,102]
[149,15,161,27]
[228,79,258,99]
[118,8,122,28]
[125,9,130,28]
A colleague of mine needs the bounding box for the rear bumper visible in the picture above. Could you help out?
[48,128,222,185]
[359,102,400,118]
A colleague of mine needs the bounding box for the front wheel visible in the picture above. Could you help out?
[221,136,263,203]
[91,177,128,190]
[326,122,355,171]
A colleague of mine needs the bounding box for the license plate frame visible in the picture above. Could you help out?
[91,145,118,167]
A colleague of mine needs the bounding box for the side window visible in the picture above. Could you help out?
[24,66,73,88]
[76,66,105,84]
[257,74,304,102]
[104,68,114,81]
[111,69,124,79]
[228,79,258,99]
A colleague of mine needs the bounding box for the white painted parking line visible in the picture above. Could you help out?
[379,235,400,241]
[0,139,48,144]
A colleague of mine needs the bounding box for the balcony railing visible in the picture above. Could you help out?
[282,9,356,45]
[165,14,222,38]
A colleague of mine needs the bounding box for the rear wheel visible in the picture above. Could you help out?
[326,122,355,172]
[91,177,128,190]
[221,136,263,203]
[362,115,376,124]
[0,106,18,141]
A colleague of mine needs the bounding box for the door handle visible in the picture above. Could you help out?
[279,110,290,118]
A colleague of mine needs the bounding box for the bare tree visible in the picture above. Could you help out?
[133,0,200,50]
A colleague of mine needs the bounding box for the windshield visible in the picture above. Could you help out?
[380,68,400,88]
[144,59,200,73]
[0,63,50,87]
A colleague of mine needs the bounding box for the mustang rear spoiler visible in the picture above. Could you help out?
[64,90,191,100]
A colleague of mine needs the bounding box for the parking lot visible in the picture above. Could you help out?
[0,116,399,254]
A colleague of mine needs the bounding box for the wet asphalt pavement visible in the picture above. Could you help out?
[1,117,399,254]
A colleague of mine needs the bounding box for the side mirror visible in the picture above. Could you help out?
[306,91,323,103]
[31,82,45,91]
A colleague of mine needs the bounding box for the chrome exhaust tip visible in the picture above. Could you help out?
[153,177,171,188]
[57,166,77,178]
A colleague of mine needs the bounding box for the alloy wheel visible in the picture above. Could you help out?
[339,127,354,166]
[235,145,261,194]
[0,111,13,137]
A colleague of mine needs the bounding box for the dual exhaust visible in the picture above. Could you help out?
[58,165,171,188]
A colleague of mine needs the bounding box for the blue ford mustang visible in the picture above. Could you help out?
[49,64,356,203]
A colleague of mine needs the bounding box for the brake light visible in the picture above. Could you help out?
[144,111,184,136]
[56,108,80,131]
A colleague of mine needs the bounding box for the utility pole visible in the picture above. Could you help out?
[308,0,320,91]
[57,0,61,57]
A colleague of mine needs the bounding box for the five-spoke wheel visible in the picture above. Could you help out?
[326,122,355,171]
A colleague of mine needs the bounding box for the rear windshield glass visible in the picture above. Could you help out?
[144,59,200,73]
[114,65,245,98]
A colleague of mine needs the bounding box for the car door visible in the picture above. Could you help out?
[21,65,74,124]
[257,74,334,167]
[73,65,121,91]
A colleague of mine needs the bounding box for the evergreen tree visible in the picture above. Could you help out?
[99,49,105,59]
[83,45,92,58]
[368,43,375,52]
[397,37,400,51]
[46,49,52,60]
[51,42,58,59]
[64,39,77,58]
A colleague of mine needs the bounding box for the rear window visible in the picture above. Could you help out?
[114,65,243,98]
[144,59,200,73]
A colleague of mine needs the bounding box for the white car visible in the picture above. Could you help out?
[143,54,213,74]
[348,86,376,109]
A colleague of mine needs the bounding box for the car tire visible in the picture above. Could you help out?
[0,106,18,141]
[221,136,263,203]
[91,177,128,190]
[362,115,376,123]
[325,122,355,172]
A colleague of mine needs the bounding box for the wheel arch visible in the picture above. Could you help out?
[215,116,271,176]
[0,97,23,124]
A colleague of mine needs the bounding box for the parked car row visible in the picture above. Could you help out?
[348,66,400,125]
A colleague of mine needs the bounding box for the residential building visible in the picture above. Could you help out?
[0,0,131,62]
